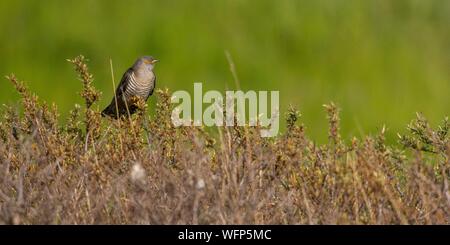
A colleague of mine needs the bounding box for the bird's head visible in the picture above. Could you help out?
[136,56,159,71]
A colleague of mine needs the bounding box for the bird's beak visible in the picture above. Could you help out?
[151,60,159,64]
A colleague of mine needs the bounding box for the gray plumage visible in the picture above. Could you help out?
[102,56,158,118]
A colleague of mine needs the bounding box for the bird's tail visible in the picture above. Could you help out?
[101,103,117,118]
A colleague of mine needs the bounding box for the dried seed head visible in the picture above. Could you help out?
[130,163,146,184]
[196,178,205,190]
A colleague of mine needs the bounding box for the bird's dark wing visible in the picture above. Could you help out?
[114,68,134,100]
[147,75,156,99]
[102,68,134,118]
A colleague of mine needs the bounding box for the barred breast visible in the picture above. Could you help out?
[124,70,155,100]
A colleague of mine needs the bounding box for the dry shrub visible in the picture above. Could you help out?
[0,57,448,224]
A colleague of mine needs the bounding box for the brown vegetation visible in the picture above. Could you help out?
[0,56,449,224]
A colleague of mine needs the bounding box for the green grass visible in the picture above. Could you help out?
[0,0,449,142]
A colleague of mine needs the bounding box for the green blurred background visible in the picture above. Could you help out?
[1,0,449,142]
